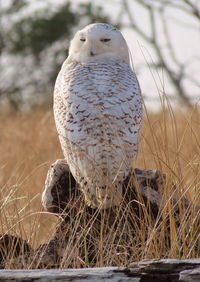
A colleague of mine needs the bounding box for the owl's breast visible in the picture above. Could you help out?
[59,61,140,137]
[54,60,142,164]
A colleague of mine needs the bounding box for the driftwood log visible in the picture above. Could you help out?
[0,259,199,281]
[0,160,198,270]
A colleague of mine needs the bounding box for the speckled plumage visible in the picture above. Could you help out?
[54,23,143,208]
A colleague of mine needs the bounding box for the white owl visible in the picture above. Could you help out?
[54,23,143,209]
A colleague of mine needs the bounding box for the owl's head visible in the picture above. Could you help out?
[68,23,130,64]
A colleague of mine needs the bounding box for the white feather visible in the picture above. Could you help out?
[54,23,143,208]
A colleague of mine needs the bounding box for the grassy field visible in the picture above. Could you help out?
[0,104,199,268]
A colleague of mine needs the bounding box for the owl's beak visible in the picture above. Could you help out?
[87,41,97,57]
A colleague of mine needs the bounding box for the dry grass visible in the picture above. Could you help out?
[0,107,61,248]
[0,103,199,268]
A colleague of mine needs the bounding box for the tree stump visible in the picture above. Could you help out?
[1,160,197,269]
[37,160,169,268]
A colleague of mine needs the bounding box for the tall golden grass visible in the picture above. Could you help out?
[0,102,199,268]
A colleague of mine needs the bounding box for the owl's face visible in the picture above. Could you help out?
[68,23,130,64]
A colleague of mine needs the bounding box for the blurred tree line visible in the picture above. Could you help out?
[0,0,199,110]
[0,0,114,109]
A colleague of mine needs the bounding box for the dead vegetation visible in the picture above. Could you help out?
[0,104,199,268]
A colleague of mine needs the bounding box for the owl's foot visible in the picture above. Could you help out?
[42,159,79,213]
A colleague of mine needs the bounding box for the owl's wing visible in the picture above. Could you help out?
[54,58,71,100]
[53,59,70,139]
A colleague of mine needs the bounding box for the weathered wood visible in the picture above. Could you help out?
[0,259,199,281]
[0,267,136,282]
[41,159,166,215]
[38,163,171,268]
[129,259,200,281]
[180,267,200,281]
[1,161,196,269]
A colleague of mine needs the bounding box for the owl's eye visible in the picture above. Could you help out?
[80,38,86,42]
[100,38,111,42]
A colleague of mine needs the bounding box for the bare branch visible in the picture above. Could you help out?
[160,8,183,68]
[121,0,199,106]
[122,0,152,42]
[183,0,200,20]
[149,6,192,105]
[154,0,200,21]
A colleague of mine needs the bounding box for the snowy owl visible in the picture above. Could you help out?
[54,23,143,209]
